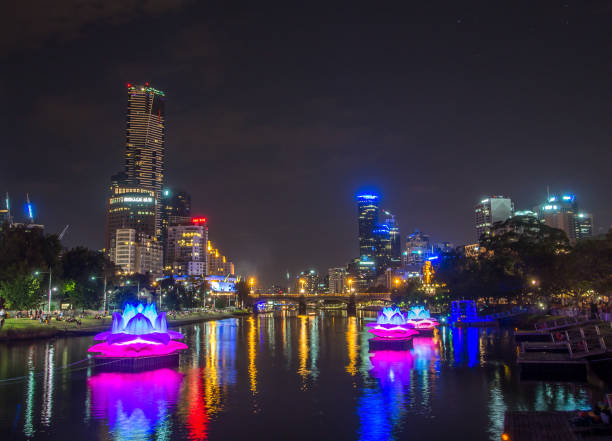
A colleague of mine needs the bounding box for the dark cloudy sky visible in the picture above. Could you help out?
[1,1,611,284]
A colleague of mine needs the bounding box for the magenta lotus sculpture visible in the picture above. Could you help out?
[88,303,187,358]
[405,306,439,331]
[367,307,418,340]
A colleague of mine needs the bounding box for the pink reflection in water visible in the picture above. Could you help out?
[88,368,183,439]
[369,350,414,386]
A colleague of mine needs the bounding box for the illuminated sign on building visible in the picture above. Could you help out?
[123,197,154,203]
[191,217,207,224]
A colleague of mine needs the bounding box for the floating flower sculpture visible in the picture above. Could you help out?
[88,304,188,357]
[367,306,418,340]
[405,306,439,331]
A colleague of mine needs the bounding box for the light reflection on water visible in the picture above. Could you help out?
[0,312,597,441]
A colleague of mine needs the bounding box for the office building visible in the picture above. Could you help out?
[166,219,208,276]
[161,188,191,263]
[124,83,166,237]
[537,193,592,243]
[576,212,593,238]
[474,196,514,240]
[404,230,431,266]
[110,228,163,276]
[382,210,401,267]
[328,267,347,294]
[357,194,379,261]
[105,183,156,251]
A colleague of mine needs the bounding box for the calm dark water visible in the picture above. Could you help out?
[0,311,595,441]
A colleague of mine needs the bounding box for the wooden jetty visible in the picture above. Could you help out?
[503,412,578,441]
[517,322,612,381]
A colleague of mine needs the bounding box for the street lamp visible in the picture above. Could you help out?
[347,278,353,294]
[34,269,53,313]
[90,274,108,315]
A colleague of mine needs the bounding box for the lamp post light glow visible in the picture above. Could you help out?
[91,274,108,315]
[299,278,305,294]
[34,269,53,313]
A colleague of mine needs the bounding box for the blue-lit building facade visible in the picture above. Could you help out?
[355,194,401,282]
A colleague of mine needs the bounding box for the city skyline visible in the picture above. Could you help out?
[2,3,612,284]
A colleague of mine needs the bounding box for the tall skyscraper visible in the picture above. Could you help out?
[474,196,514,240]
[124,83,166,237]
[537,193,592,243]
[357,194,379,262]
[382,210,401,267]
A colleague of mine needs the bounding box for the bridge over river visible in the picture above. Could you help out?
[249,292,392,303]
[249,292,392,314]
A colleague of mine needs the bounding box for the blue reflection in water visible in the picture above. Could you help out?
[358,336,441,441]
[88,368,183,441]
[451,326,480,367]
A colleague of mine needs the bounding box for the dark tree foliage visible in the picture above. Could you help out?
[0,227,62,308]
[235,280,251,307]
[438,217,612,304]
[61,247,107,309]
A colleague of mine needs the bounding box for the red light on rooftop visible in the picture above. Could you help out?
[127,83,132,88]
[145,82,149,86]
[191,217,207,224]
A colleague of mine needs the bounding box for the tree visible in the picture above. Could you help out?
[0,226,62,280]
[0,275,41,309]
[235,280,251,308]
[61,247,107,310]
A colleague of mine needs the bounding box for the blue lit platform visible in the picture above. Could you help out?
[92,353,180,372]
[368,338,413,351]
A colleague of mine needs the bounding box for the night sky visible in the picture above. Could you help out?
[2,1,612,284]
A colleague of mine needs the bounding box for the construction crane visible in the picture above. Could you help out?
[58,224,69,240]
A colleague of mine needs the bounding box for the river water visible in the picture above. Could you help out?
[0,311,596,440]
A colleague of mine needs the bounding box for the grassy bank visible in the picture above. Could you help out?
[0,310,247,342]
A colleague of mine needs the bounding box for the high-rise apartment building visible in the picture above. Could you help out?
[474,196,514,240]
[537,193,592,243]
[110,228,163,276]
[166,219,208,276]
[328,267,347,294]
[124,83,166,237]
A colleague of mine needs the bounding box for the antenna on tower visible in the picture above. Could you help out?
[26,193,34,222]
[546,185,550,200]
[5,192,10,223]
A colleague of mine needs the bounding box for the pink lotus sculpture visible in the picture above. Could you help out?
[405,306,439,331]
[367,307,418,340]
[88,303,187,357]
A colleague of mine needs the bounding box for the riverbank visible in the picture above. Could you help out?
[0,310,251,342]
